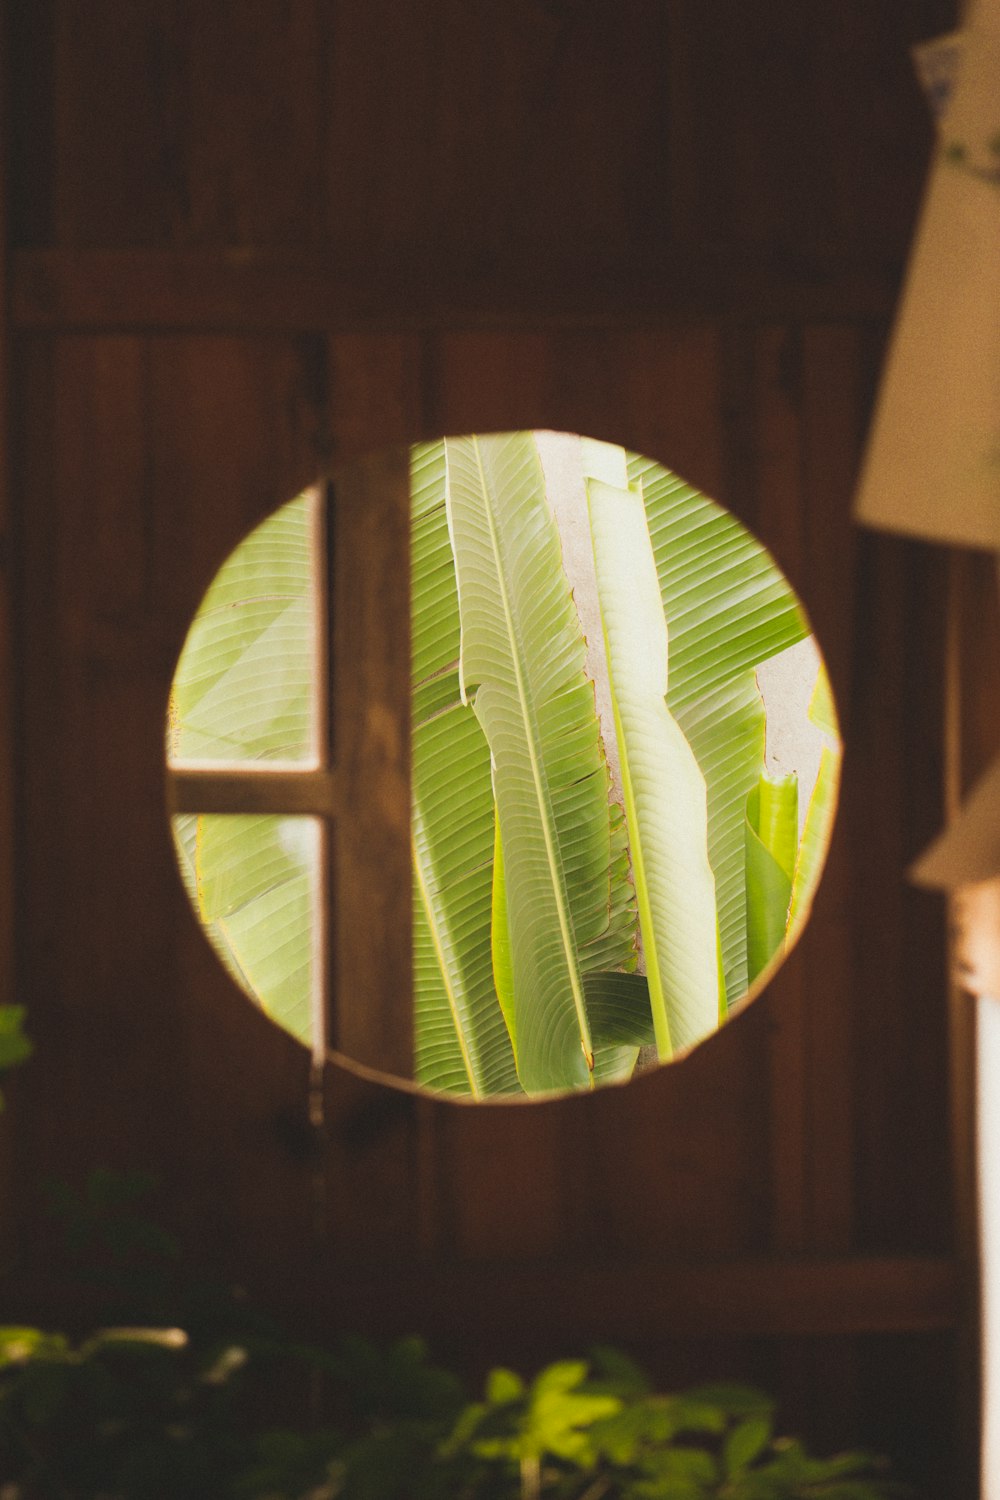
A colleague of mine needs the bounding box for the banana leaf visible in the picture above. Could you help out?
[169,493,317,765]
[787,666,843,939]
[411,440,521,1096]
[626,453,809,1009]
[445,433,632,1093]
[172,812,318,1044]
[168,494,321,1049]
[745,773,798,985]
[587,476,720,1057]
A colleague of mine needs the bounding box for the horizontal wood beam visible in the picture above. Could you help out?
[311,1255,960,1341]
[9,1257,959,1341]
[11,248,903,334]
[167,766,338,818]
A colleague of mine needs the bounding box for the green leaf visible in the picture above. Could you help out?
[523,1362,622,1462]
[787,743,841,940]
[627,452,809,1009]
[808,657,840,742]
[591,1043,642,1085]
[757,773,798,882]
[588,477,720,1058]
[745,777,795,985]
[411,440,520,1096]
[176,813,319,1045]
[680,1383,773,1418]
[0,1006,32,1073]
[490,810,516,1051]
[167,494,322,1052]
[0,1327,69,1367]
[724,1415,773,1476]
[584,971,654,1048]
[169,492,317,764]
[446,433,625,1092]
[486,1367,527,1405]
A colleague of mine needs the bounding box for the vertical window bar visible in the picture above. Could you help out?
[312,478,337,1065]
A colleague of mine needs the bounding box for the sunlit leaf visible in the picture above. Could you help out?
[787,744,841,941]
[411,440,520,1096]
[177,814,318,1045]
[745,775,797,985]
[627,453,809,1008]
[588,477,720,1058]
[169,494,317,765]
[446,433,628,1092]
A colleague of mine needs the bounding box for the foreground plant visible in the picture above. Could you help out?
[0,1007,31,1110]
[0,1328,900,1500]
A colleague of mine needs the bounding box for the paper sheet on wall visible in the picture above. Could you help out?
[912,750,1000,888]
[855,0,1000,548]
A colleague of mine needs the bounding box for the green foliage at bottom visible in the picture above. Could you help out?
[0,1329,906,1500]
[0,1176,902,1500]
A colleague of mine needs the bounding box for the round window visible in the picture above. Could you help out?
[167,431,841,1100]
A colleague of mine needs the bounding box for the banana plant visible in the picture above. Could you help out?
[169,432,840,1098]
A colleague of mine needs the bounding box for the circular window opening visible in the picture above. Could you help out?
[167,431,841,1100]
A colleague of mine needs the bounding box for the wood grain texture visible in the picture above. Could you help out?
[0,0,17,1267]
[660,0,949,260]
[167,767,339,818]
[0,1,972,1487]
[329,446,411,1080]
[11,334,324,1276]
[11,247,905,333]
[0,5,14,1009]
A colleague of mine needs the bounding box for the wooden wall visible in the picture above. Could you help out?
[1,1,969,1493]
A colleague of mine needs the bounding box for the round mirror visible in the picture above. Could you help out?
[167,431,841,1099]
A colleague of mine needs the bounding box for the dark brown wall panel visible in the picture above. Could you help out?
[2,0,968,1490]
[12,334,325,1272]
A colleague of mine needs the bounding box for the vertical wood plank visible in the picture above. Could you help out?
[186,1,325,247]
[750,326,810,1257]
[850,527,950,1252]
[321,333,424,1263]
[4,0,56,247]
[330,445,411,1079]
[52,0,185,245]
[13,334,324,1285]
[146,336,324,1287]
[799,326,861,1254]
[609,327,727,504]
[659,0,947,262]
[0,3,15,1010]
[0,0,18,1267]
[323,0,670,272]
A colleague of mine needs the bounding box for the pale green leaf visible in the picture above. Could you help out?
[176,814,318,1046]
[0,1006,32,1074]
[169,494,317,765]
[745,779,794,985]
[724,1415,773,1476]
[809,657,840,741]
[757,772,798,882]
[490,810,516,1051]
[627,453,809,1008]
[787,743,842,940]
[411,440,520,1096]
[446,433,625,1092]
[588,477,720,1058]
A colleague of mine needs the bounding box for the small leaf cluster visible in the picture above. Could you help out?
[0,1007,31,1109]
[439,1350,903,1500]
[0,1330,905,1500]
[0,1176,904,1497]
